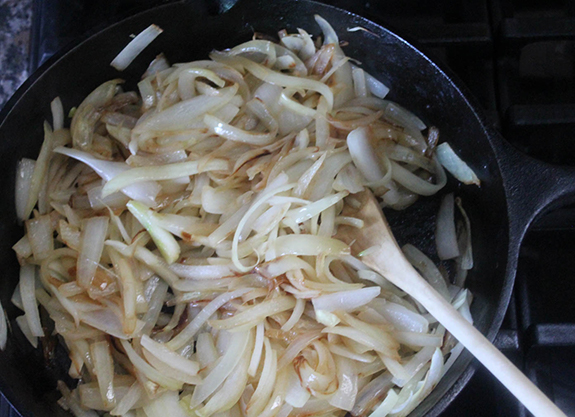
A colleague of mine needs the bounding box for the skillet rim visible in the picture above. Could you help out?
[0,1,515,416]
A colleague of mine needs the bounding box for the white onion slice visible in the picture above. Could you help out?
[140,335,199,376]
[436,142,480,186]
[390,159,447,196]
[111,24,163,71]
[456,197,474,270]
[436,193,460,260]
[347,126,385,182]
[248,322,265,377]
[190,330,250,408]
[246,337,277,417]
[19,264,43,337]
[312,287,380,313]
[22,123,55,220]
[54,146,160,206]
[90,340,116,409]
[402,244,450,302]
[142,390,187,417]
[198,332,253,417]
[101,158,228,197]
[77,217,109,288]
[26,214,53,262]
[369,389,399,417]
[365,71,390,99]
[329,355,358,411]
[277,331,322,370]
[169,263,235,280]
[127,200,179,264]
[369,299,429,333]
[273,235,349,257]
[15,158,36,221]
[110,382,143,416]
[167,288,251,350]
[0,299,7,350]
[285,364,311,408]
[209,296,296,331]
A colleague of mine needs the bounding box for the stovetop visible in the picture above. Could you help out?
[3,0,575,415]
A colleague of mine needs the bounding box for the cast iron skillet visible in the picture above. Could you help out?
[1,0,574,416]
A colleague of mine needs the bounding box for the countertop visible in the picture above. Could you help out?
[0,0,32,111]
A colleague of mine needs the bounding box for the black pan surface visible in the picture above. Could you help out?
[1,0,574,416]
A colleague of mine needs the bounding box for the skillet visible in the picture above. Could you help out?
[0,0,574,415]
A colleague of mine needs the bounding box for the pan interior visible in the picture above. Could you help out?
[0,1,511,416]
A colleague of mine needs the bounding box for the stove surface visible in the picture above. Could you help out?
[2,0,575,416]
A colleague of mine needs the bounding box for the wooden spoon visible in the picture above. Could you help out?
[337,189,566,417]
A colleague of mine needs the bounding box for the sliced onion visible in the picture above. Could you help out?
[140,335,199,376]
[285,191,348,224]
[455,197,474,270]
[190,330,250,408]
[110,382,143,416]
[369,299,429,333]
[312,287,380,313]
[111,24,163,71]
[277,330,322,370]
[248,322,266,377]
[209,296,296,331]
[436,142,480,186]
[51,97,65,131]
[368,389,399,417]
[23,123,55,220]
[71,79,121,150]
[169,263,235,280]
[77,217,109,288]
[435,193,460,260]
[91,340,116,409]
[167,288,251,350]
[26,214,53,262]
[285,364,311,408]
[0,299,7,350]
[197,331,253,417]
[273,235,349,257]
[213,53,334,110]
[402,244,450,302]
[352,67,367,98]
[87,186,130,210]
[15,158,36,221]
[133,84,238,133]
[101,158,228,197]
[246,337,277,417]
[142,390,187,417]
[120,339,182,391]
[205,114,277,145]
[347,126,385,182]
[390,159,446,196]
[54,146,160,206]
[127,200,179,264]
[281,297,305,332]
[19,264,43,337]
[196,332,219,369]
[365,71,390,99]
[384,101,426,131]
[329,355,358,411]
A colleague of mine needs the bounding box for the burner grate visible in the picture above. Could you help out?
[2,1,572,416]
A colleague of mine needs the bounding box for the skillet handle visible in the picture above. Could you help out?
[493,131,575,241]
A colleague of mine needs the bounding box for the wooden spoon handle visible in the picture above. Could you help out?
[370,244,566,417]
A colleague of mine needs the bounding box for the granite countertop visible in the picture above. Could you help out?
[0,0,32,111]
